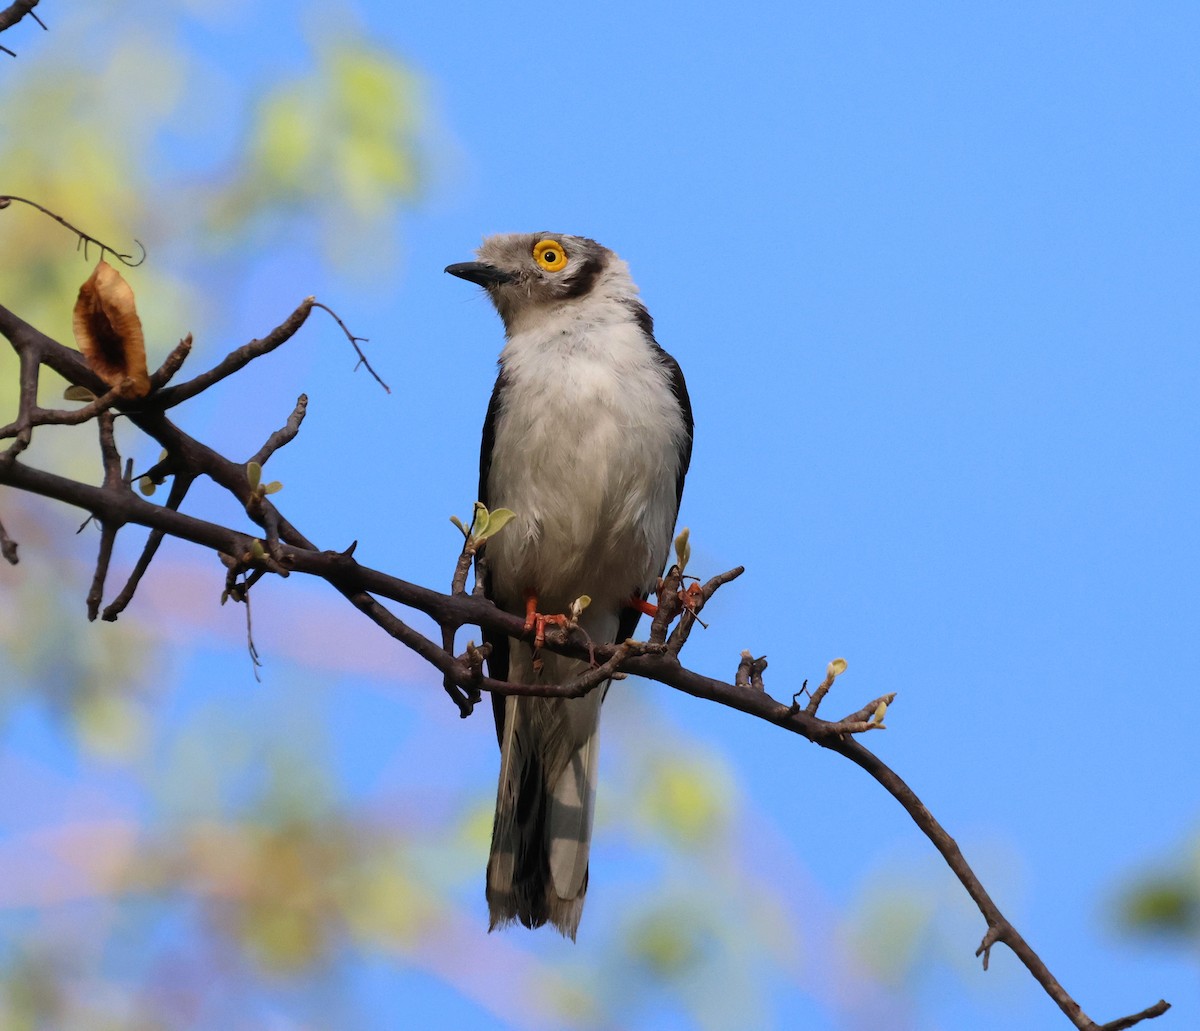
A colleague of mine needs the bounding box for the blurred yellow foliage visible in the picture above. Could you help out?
[637,754,733,845]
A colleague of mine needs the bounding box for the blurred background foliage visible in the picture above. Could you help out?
[1118,833,1200,946]
[0,3,1191,1030]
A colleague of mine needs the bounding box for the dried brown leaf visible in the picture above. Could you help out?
[73,260,151,398]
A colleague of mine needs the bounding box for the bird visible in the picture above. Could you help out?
[445,233,693,938]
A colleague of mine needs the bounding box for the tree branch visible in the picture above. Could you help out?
[0,1,43,36]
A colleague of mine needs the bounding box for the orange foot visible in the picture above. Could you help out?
[524,591,570,650]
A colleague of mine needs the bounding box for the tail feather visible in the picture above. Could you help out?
[487,642,604,939]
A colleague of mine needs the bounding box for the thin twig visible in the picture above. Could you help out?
[85,413,125,620]
[0,195,143,265]
[804,664,839,715]
[148,334,193,391]
[102,474,196,621]
[248,394,308,467]
[311,301,390,393]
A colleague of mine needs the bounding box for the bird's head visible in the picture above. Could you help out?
[445,233,623,333]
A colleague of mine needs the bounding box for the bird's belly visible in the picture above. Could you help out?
[485,374,679,615]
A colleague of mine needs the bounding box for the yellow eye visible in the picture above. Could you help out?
[533,239,568,272]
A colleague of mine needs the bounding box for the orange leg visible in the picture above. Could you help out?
[523,590,569,649]
[628,596,659,618]
[626,583,704,622]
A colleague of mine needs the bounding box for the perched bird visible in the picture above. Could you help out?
[446,233,693,938]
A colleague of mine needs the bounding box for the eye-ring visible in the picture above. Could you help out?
[533,239,568,272]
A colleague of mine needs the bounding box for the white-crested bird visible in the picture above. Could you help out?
[446,233,693,938]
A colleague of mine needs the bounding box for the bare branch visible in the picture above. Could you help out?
[1098,1001,1171,1031]
[85,413,125,620]
[148,334,193,391]
[0,195,143,264]
[312,300,390,393]
[804,662,840,715]
[0,1,44,37]
[248,393,308,466]
[102,473,196,621]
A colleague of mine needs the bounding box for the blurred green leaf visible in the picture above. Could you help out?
[1120,879,1196,933]
[637,755,733,846]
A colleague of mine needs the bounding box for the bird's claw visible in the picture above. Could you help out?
[523,592,572,668]
[527,611,569,650]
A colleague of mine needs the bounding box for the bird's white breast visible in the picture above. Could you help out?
[485,303,685,617]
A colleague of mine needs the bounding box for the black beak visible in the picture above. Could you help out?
[445,261,515,287]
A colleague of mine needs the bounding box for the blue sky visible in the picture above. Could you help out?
[4,2,1199,1029]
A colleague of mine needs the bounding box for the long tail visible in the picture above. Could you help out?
[487,644,604,940]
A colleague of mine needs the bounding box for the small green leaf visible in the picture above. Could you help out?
[450,515,467,537]
[262,481,283,495]
[469,501,489,538]
[248,539,266,560]
[138,477,157,497]
[481,508,516,539]
[827,658,848,679]
[63,385,97,402]
[246,462,262,491]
